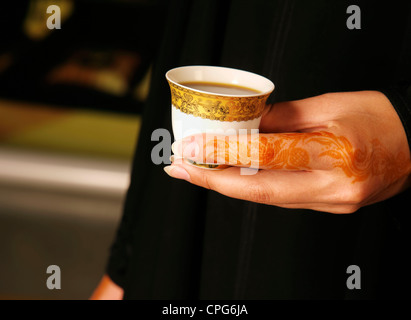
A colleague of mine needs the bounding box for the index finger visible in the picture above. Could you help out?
[172,131,342,171]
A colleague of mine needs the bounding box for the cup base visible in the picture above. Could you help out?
[184,158,229,170]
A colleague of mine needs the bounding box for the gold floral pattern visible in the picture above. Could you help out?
[168,81,270,122]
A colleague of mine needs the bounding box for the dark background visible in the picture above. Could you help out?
[0,0,167,113]
[0,0,167,299]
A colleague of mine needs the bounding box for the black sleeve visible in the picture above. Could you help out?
[380,82,411,152]
[105,179,136,288]
[103,0,203,290]
[105,225,130,289]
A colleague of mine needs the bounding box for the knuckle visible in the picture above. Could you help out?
[335,183,370,209]
[247,182,272,204]
[324,175,371,213]
[336,204,361,214]
[200,172,213,190]
[347,185,369,205]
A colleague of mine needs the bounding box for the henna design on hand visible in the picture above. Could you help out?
[202,131,411,184]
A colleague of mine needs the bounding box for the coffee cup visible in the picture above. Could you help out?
[166,65,274,169]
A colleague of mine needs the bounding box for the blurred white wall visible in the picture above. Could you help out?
[0,148,129,299]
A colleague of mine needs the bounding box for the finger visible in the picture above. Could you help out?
[172,131,344,171]
[163,161,354,213]
[260,94,339,133]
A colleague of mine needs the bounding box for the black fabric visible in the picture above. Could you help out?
[382,84,411,153]
[107,0,411,299]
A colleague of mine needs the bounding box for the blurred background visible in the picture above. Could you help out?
[0,0,166,299]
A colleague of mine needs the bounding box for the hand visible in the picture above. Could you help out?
[165,91,411,214]
[89,274,124,300]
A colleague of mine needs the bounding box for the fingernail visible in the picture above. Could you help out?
[164,165,191,181]
[169,155,183,164]
[171,141,181,156]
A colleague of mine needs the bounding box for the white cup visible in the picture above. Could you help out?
[166,65,274,169]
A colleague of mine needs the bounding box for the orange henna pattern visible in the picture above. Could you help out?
[255,134,312,170]
[319,135,410,183]
[201,131,410,184]
[307,132,410,183]
[203,132,314,169]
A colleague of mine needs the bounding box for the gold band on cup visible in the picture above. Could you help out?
[168,81,270,122]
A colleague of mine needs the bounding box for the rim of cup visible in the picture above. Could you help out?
[165,65,275,97]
